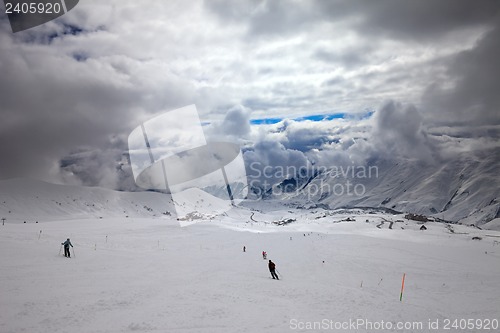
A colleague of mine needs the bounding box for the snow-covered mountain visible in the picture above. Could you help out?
[0,178,230,223]
[0,178,173,221]
[253,148,499,226]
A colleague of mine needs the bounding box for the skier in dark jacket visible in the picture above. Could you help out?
[268,260,279,280]
[62,238,73,258]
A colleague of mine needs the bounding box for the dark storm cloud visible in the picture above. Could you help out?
[0,18,191,187]
[423,21,500,127]
[58,145,140,191]
[316,0,500,129]
[243,139,309,185]
[372,101,434,161]
[206,0,499,40]
[0,35,135,181]
[316,0,499,41]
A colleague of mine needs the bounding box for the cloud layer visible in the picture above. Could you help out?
[0,0,498,189]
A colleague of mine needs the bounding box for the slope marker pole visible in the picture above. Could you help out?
[400,273,406,301]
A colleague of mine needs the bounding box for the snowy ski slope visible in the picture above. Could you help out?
[1,180,500,332]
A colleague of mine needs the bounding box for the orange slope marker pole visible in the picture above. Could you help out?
[400,273,406,301]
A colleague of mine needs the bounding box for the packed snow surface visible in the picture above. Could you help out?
[2,214,500,332]
[1,180,499,332]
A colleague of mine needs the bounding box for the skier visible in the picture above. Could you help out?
[243,246,246,252]
[262,251,267,259]
[268,260,279,280]
[61,238,73,258]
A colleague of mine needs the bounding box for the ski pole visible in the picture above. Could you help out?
[276,269,282,278]
[72,247,76,258]
[58,244,62,256]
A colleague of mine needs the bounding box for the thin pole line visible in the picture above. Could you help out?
[141,124,155,164]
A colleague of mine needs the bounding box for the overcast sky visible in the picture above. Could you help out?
[0,0,499,190]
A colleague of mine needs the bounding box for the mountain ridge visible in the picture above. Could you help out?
[247,148,499,226]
